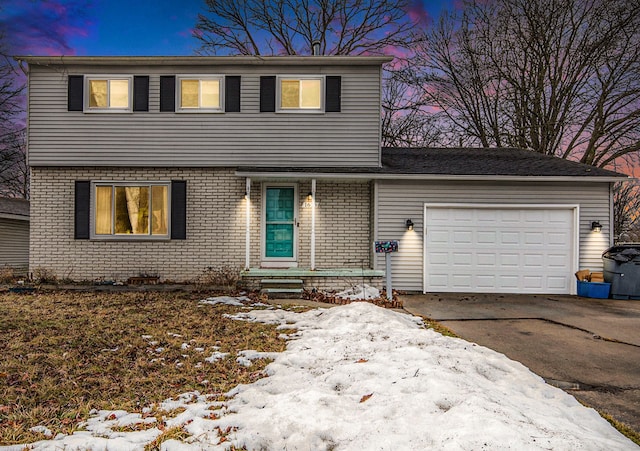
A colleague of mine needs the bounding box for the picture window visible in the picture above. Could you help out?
[93,183,169,238]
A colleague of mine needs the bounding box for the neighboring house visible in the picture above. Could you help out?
[19,55,627,294]
[0,197,30,274]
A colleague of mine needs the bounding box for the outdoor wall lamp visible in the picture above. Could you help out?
[591,221,602,233]
[406,219,414,231]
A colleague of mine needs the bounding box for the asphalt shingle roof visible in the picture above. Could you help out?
[381,147,625,177]
[0,197,30,217]
[239,147,627,178]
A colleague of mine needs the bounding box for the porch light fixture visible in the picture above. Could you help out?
[591,221,602,233]
[406,219,414,231]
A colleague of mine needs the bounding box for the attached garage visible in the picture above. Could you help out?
[423,205,577,294]
[374,148,628,295]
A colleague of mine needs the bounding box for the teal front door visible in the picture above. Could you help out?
[264,186,296,260]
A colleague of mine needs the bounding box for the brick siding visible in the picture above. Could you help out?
[30,168,372,283]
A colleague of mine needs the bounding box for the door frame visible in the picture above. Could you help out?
[423,203,580,294]
[261,183,299,267]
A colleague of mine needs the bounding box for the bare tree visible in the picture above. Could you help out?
[613,181,640,242]
[381,71,443,148]
[0,128,29,199]
[404,0,640,168]
[195,0,418,56]
[0,27,28,199]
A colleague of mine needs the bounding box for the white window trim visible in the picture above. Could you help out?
[176,75,225,113]
[84,75,133,113]
[90,181,172,240]
[276,75,325,113]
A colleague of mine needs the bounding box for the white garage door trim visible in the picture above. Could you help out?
[423,203,579,295]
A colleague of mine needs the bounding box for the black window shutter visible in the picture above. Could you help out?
[133,76,149,112]
[160,76,176,112]
[325,76,341,112]
[75,181,90,239]
[171,180,187,240]
[68,75,84,111]
[260,76,276,112]
[225,76,241,112]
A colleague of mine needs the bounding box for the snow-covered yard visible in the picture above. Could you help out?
[5,300,636,450]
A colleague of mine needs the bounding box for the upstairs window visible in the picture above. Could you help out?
[278,77,323,111]
[177,76,223,112]
[86,77,132,111]
[93,182,169,238]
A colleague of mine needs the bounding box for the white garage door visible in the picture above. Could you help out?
[424,205,577,294]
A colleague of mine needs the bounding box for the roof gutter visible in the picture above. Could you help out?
[234,170,630,183]
[0,213,30,221]
[15,55,394,67]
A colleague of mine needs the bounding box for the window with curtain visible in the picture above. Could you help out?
[94,183,169,237]
[86,77,131,110]
[177,76,223,111]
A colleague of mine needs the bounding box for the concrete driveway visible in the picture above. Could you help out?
[401,293,640,433]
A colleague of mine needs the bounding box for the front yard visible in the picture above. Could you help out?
[0,290,284,446]
[1,289,637,450]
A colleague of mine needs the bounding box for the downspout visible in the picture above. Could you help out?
[245,178,251,270]
[311,179,316,270]
[609,182,614,246]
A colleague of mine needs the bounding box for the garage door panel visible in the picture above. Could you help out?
[429,230,450,245]
[548,276,569,290]
[524,232,544,245]
[548,231,570,245]
[476,253,496,266]
[477,231,497,244]
[499,253,520,267]
[523,254,544,268]
[497,275,519,289]
[548,254,570,268]
[452,252,473,266]
[500,232,520,245]
[523,276,543,289]
[452,231,473,243]
[501,210,521,224]
[425,206,575,294]
[451,274,473,288]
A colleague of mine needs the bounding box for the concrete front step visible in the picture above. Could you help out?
[260,279,304,286]
[260,287,304,299]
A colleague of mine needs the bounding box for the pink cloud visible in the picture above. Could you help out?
[407,1,431,26]
[1,0,95,56]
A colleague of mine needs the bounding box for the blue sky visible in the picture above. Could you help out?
[1,0,453,56]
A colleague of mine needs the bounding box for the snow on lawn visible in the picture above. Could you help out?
[7,302,636,451]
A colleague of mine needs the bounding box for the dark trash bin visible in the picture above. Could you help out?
[602,245,640,300]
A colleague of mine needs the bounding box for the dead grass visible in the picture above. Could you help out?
[596,410,640,446]
[0,290,285,446]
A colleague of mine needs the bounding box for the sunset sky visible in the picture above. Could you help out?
[1,1,636,177]
[1,0,451,57]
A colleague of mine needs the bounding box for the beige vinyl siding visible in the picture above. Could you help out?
[375,180,612,291]
[27,63,381,167]
[0,218,29,271]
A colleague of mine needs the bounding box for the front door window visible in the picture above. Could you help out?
[265,187,295,259]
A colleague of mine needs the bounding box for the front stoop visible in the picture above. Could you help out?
[241,268,385,293]
[260,278,304,299]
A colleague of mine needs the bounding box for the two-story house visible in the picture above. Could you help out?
[19,55,626,295]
